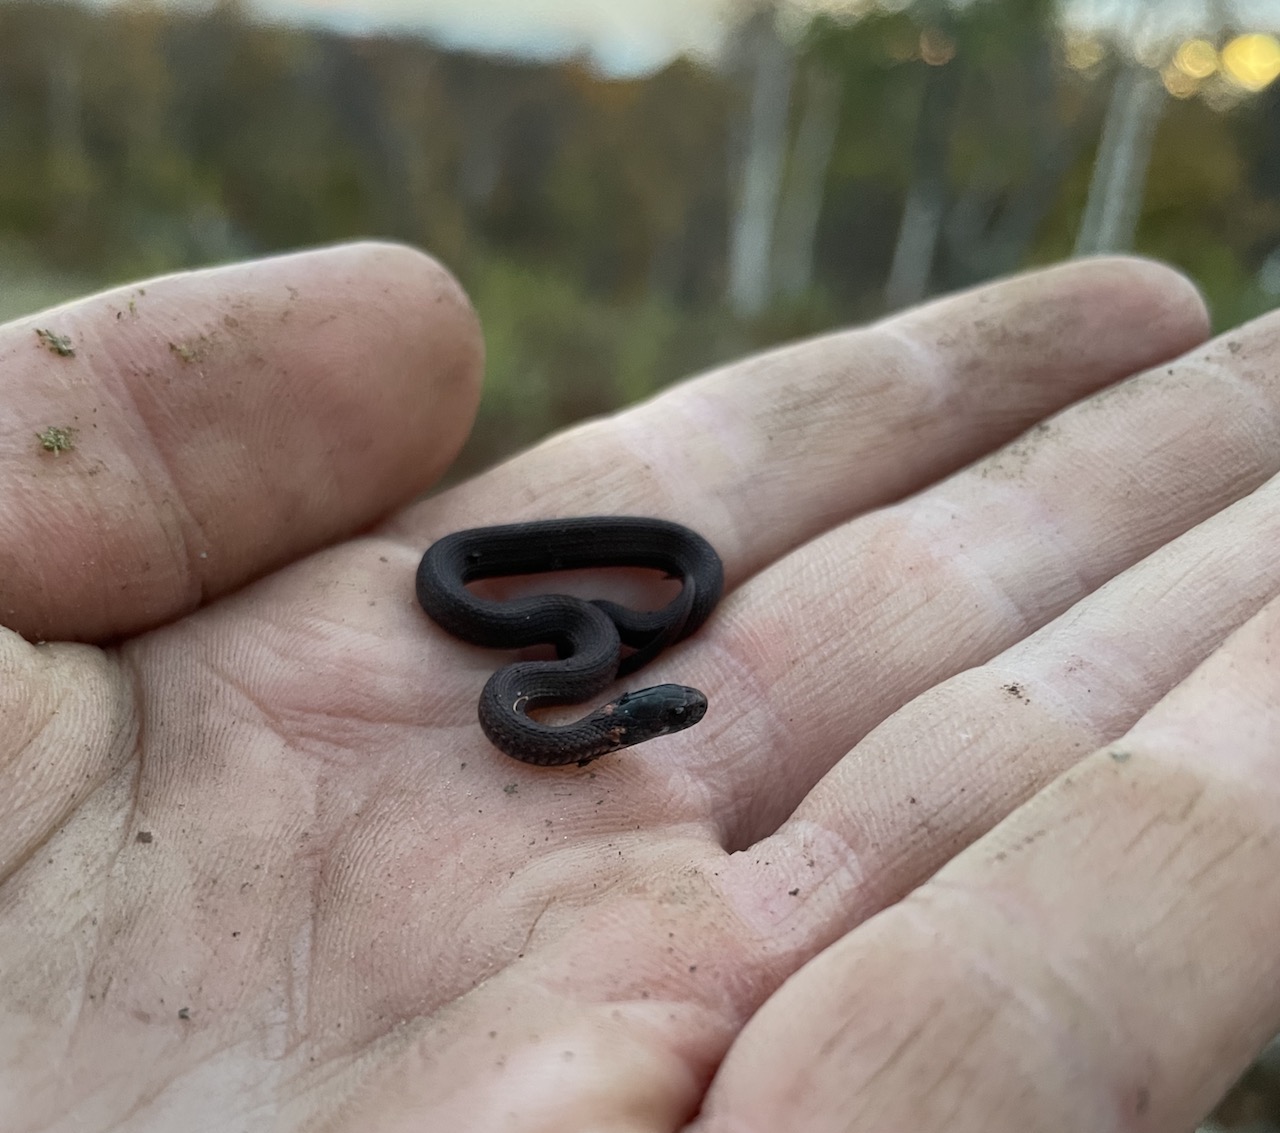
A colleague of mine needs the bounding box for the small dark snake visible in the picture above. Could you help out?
[415,516,723,766]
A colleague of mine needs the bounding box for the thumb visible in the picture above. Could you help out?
[0,241,483,642]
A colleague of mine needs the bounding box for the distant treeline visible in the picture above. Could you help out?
[1,0,1278,468]
[0,0,740,299]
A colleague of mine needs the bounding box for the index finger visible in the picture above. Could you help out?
[408,257,1206,585]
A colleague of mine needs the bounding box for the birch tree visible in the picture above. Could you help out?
[1074,56,1166,254]
[884,18,962,309]
[726,3,795,317]
[775,60,843,299]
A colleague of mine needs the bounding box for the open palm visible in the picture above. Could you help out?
[8,244,1280,1132]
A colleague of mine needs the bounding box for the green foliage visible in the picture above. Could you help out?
[454,254,737,477]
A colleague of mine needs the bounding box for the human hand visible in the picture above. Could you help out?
[3,246,1240,1131]
[690,287,1280,1130]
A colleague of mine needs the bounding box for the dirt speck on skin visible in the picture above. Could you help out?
[1001,683,1031,704]
[169,335,213,363]
[36,426,76,455]
[980,421,1053,479]
[35,328,75,356]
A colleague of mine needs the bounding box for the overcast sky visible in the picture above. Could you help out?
[84,0,1280,75]
[235,0,737,74]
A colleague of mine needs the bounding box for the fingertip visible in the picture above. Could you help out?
[1069,254,1211,344]
[888,254,1213,405]
[323,240,486,485]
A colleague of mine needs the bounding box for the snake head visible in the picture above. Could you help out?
[569,684,711,766]
[609,683,708,738]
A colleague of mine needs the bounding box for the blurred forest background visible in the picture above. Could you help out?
[2,0,1280,1126]
[1,0,1279,483]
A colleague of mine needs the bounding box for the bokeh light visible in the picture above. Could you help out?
[919,26,956,66]
[1173,38,1218,80]
[1063,33,1106,72]
[1221,33,1280,92]
[1161,63,1200,99]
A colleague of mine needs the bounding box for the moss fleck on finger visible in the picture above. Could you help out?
[36,426,77,455]
[35,328,75,356]
[169,335,211,363]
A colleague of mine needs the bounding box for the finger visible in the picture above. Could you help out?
[405,257,1205,586]
[697,589,1280,1132]
[781,474,1280,918]
[695,302,1280,839]
[0,241,482,642]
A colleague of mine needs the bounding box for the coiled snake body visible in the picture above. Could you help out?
[415,517,723,766]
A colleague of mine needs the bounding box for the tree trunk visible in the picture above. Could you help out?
[1074,61,1166,254]
[775,62,843,299]
[942,28,1088,285]
[727,7,794,318]
[884,52,963,310]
